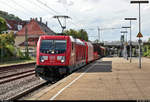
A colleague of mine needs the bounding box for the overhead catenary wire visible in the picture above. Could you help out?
[33,0,86,31]
[0,0,31,18]
[11,0,37,16]
[7,0,96,36]
[27,0,56,16]
[36,0,58,15]
[35,0,72,32]
[55,0,85,29]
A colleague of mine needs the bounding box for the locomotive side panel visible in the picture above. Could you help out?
[87,42,94,62]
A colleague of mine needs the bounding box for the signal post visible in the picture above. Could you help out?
[137,32,143,69]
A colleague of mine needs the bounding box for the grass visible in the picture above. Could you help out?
[0,58,36,67]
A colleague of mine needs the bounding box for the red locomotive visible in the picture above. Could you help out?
[35,35,94,81]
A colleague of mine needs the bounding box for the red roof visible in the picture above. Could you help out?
[6,20,27,31]
[16,19,46,36]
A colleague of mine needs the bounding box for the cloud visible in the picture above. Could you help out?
[0,0,149,41]
[57,0,67,4]
[68,1,74,6]
[83,0,101,3]
[56,0,74,6]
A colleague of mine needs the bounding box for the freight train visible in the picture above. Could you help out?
[35,35,105,81]
[93,43,107,58]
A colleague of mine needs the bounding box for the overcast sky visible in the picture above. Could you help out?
[0,0,150,42]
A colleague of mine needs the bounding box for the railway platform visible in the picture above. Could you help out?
[26,57,150,100]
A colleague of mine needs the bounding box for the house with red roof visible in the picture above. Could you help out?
[15,17,56,56]
[4,19,27,34]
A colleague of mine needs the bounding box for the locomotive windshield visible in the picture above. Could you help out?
[40,40,67,54]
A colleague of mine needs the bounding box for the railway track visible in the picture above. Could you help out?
[7,61,97,100]
[0,61,96,100]
[0,63,44,100]
[0,69,35,84]
[7,81,48,100]
[0,62,35,71]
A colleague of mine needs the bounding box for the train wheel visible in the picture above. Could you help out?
[66,67,71,75]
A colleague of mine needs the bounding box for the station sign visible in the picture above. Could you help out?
[137,32,143,38]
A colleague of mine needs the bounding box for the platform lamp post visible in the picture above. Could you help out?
[131,0,149,69]
[122,27,130,60]
[121,31,128,59]
[124,18,137,63]
[122,26,130,42]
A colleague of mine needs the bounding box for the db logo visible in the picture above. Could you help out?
[49,56,55,60]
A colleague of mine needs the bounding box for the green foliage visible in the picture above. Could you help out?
[65,29,78,38]
[64,29,89,41]
[148,38,150,42]
[16,48,26,59]
[0,32,15,46]
[0,32,26,62]
[143,38,150,57]
[0,17,7,33]
[0,10,21,21]
[78,29,88,41]
[143,45,150,57]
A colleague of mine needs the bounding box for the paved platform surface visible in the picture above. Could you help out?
[27,57,150,100]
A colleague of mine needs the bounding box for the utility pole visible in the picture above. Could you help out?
[0,40,3,63]
[98,27,100,43]
[131,0,149,69]
[25,26,29,58]
[53,15,71,33]
[125,18,137,63]
[0,23,2,62]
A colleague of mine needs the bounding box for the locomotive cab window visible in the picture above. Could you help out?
[40,40,67,54]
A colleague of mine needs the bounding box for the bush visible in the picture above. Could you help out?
[0,32,30,62]
[16,48,26,59]
[143,45,150,57]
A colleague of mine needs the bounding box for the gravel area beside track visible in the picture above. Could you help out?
[0,63,43,100]
[19,81,52,100]
[0,75,45,100]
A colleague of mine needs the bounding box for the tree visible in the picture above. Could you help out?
[0,10,22,21]
[78,29,88,41]
[0,32,16,61]
[65,29,78,38]
[64,29,89,41]
[148,38,150,42]
[0,17,7,33]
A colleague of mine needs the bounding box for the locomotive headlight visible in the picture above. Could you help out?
[61,59,65,63]
[57,56,65,63]
[61,56,65,63]
[40,56,48,62]
[57,56,62,60]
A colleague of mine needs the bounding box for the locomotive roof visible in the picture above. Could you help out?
[69,36,85,45]
[40,35,85,45]
[40,35,69,39]
[76,39,85,45]
[87,42,93,47]
[69,36,75,42]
